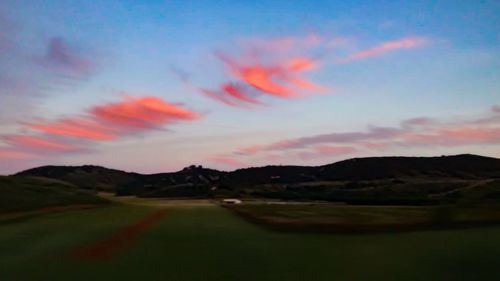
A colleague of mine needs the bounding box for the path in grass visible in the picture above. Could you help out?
[70,208,169,259]
[1,202,500,281]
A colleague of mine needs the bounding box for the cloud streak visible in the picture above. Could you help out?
[90,96,200,130]
[1,95,202,161]
[27,96,201,141]
[215,105,500,166]
[195,35,328,107]
[220,55,324,98]
[192,35,430,108]
[339,37,429,63]
[26,118,117,141]
[0,148,38,160]
[3,135,82,153]
[209,155,246,167]
[35,37,96,77]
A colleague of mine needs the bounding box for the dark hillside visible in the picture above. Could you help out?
[16,154,500,203]
[16,165,140,191]
[227,165,317,185]
[317,154,500,180]
[0,176,107,213]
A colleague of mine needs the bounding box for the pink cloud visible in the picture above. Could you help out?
[222,83,263,105]
[236,64,298,97]
[198,35,328,107]
[244,126,402,153]
[0,148,38,160]
[229,105,500,161]
[340,37,429,63]
[200,88,241,107]
[2,95,202,162]
[360,142,390,150]
[440,127,500,142]
[201,83,262,107]
[404,127,500,146]
[27,118,117,141]
[314,145,357,155]
[3,135,82,153]
[222,55,325,98]
[235,144,266,155]
[194,34,429,108]
[26,96,201,142]
[209,155,245,167]
[90,96,200,130]
[296,145,357,161]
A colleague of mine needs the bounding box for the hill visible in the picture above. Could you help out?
[0,176,107,213]
[15,154,500,204]
[317,154,500,180]
[16,165,140,191]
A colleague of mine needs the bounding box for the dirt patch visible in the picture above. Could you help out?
[98,193,217,208]
[69,209,169,260]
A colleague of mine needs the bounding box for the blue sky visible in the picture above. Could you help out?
[0,0,499,174]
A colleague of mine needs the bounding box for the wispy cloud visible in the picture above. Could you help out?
[339,37,429,63]
[208,155,246,167]
[3,135,83,153]
[193,34,328,107]
[219,54,325,98]
[215,105,500,165]
[189,34,430,108]
[1,95,202,162]
[401,117,436,128]
[26,118,117,141]
[239,126,403,153]
[27,96,201,141]
[90,96,200,130]
[0,34,101,126]
[296,145,357,161]
[403,127,500,147]
[0,148,38,160]
[35,37,96,77]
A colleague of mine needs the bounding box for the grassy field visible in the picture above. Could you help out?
[1,202,500,280]
[228,203,500,233]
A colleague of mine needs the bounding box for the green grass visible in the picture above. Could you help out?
[1,204,500,280]
[0,176,107,213]
[228,203,500,232]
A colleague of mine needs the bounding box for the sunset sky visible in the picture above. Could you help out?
[0,0,499,174]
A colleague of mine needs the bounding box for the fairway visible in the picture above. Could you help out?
[1,203,500,281]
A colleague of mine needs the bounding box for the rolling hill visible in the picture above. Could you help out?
[0,176,107,213]
[16,165,140,191]
[14,154,500,204]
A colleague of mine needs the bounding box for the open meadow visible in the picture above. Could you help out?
[1,199,500,281]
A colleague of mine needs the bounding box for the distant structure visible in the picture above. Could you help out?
[222,198,242,204]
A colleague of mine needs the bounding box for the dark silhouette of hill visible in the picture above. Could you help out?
[0,176,106,213]
[317,154,500,180]
[16,165,140,191]
[15,154,500,204]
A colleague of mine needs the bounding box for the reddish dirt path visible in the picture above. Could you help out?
[69,209,169,260]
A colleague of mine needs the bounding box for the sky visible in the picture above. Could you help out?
[0,0,499,174]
